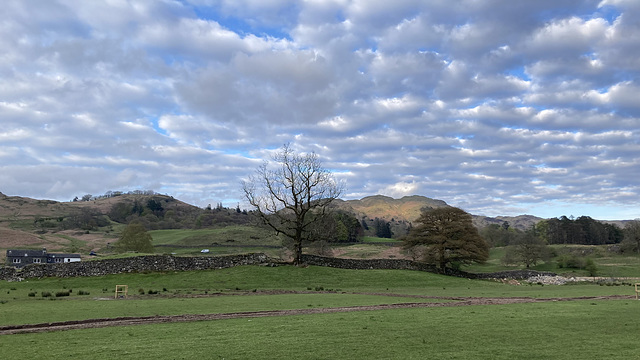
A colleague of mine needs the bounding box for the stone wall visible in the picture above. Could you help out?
[300,255,556,279]
[1,253,271,281]
[300,254,475,278]
[1,253,555,282]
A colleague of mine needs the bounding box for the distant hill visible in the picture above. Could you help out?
[0,192,248,260]
[332,195,542,232]
[1,191,632,255]
[471,214,543,231]
[331,195,449,223]
[0,192,200,221]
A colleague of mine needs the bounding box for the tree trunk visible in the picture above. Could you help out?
[293,237,303,265]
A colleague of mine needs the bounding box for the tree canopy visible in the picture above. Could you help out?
[403,206,489,271]
[115,222,154,253]
[502,231,550,268]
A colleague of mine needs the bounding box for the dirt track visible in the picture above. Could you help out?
[0,293,633,335]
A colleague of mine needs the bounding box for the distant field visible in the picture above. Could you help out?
[149,226,280,246]
[146,226,284,257]
[463,245,640,277]
[361,236,401,243]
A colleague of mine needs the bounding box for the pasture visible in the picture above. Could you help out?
[1,265,639,359]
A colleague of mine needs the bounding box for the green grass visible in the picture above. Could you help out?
[1,264,639,359]
[463,245,640,277]
[362,236,401,243]
[0,293,445,326]
[335,244,395,258]
[1,265,635,304]
[149,226,280,246]
[3,300,639,359]
[53,234,88,253]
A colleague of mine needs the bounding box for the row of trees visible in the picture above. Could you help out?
[73,190,161,202]
[536,216,623,245]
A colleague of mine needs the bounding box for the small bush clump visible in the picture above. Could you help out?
[55,291,70,297]
[28,292,37,297]
[77,290,90,295]
[147,289,158,294]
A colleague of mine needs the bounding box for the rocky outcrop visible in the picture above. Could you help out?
[473,269,557,280]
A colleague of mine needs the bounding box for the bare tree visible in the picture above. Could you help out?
[242,144,343,264]
[622,219,640,255]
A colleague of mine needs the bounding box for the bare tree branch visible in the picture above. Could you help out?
[242,144,344,264]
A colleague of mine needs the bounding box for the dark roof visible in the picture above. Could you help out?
[6,249,46,257]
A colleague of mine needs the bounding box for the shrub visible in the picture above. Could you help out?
[147,289,158,294]
[55,291,70,297]
[77,290,90,295]
[41,291,52,298]
[28,292,36,297]
[138,288,145,295]
[585,258,598,277]
[557,254,585,269]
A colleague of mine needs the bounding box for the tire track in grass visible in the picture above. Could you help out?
[0,295,633,335]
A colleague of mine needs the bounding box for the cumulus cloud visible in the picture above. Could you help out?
[0,0,638,220]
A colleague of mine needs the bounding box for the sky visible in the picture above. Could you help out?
[1,0,639,220]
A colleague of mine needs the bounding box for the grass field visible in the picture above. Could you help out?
[361,236,401,243]
[463,245,640,278]
[149,226,281,246]
[146,226,284,257]
[1,265,639,358]
[4,300,639,359]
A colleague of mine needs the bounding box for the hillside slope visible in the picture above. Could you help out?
[0,192,207,260]
[332,195,449,223]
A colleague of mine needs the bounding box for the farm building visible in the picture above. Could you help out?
[5,248,81,268]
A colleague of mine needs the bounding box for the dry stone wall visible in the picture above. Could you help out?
[1,253,271,281]
[299,254,474,278]
[299,255,556,279]
[1,253,556,282]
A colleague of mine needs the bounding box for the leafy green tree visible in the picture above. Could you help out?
[335,220,349,242]
[584,258,598,277]
[479,224,518,247]
[146,198,164,217]
[374,218,392,238]
[109,202,133,223]
[403,207,489,271]
[115,222,154,253]
[361,218,369,230]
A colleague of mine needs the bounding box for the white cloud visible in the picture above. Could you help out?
[0,0,638,219]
